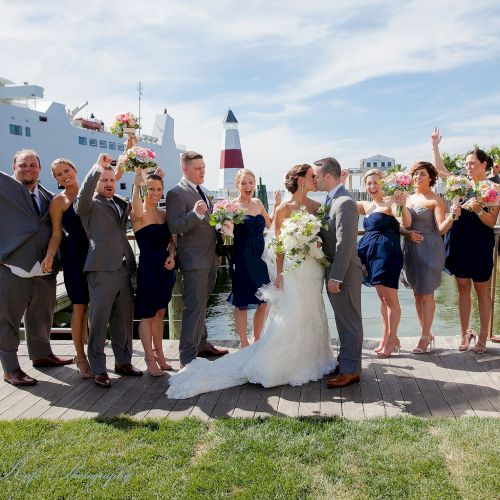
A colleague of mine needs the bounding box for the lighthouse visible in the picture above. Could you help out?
[218,108,244,194]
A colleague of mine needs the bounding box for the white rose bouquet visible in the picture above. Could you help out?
[269,207,330,273]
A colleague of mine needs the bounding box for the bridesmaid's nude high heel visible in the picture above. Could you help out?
[412,335,435,354]
[153,349,172,370]
[145,356,164,377]
[458,329,476,351]
[376,337,400,358]
[75,356,93,379]
[474,333,488,354]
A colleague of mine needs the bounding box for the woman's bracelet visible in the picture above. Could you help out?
[477,209,486,217]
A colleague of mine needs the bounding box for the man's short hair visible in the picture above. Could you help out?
[181,151,203,167]
[314,157,341,178]
[13,149,41,168]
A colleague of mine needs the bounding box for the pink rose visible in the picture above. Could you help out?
[483,189,497,203]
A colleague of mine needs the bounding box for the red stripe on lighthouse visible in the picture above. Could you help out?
[220,149,244,169]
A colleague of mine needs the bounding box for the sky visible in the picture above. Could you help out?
[2,0,500,190]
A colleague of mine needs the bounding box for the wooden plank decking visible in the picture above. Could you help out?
[1,337,499,420]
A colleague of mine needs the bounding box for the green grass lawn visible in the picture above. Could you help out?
[0,416,498,499]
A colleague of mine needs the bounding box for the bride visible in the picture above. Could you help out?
[166,164,336,399]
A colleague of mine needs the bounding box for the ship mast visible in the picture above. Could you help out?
[137,81,143,136]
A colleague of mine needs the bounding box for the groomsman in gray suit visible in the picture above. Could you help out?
[313,157,364,388]
[0,150,72,386]
[166,151,228,367]
[75,154,141,387]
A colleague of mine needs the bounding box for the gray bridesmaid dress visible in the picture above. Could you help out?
[402,207,445,295]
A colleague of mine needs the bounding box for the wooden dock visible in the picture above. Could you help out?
[1,337,499,420]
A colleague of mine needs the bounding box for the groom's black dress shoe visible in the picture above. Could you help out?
[197,344,229,358]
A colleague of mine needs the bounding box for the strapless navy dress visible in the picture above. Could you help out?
[135,223,176,319]
[227,214,270,309]
[445,208,494,282]
[357,212,403,289]
[61,204,90,304]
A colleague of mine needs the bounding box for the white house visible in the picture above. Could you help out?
[359,154,396,171]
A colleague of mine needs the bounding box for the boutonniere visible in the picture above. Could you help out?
[207,194,214,203]
[317,204,330,225]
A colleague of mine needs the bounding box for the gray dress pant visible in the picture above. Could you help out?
[179,258,218,366]
[86,264,134,374]
[327,282,363,375]
[0,265,56,372]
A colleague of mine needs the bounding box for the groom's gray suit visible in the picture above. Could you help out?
[0,172,58,372]
[321,185,364,374]
[74,166,136,375]
[165,177,218,365]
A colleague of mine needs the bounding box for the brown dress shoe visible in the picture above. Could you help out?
[4,368,37,386]
[326,373,360,388]
[115,364,143,376]
[32,354,73,368]
[197,344,229,358]
[94,373,111,388]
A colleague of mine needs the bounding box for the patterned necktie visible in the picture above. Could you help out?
[31,193,41,216]
[325,194,332,207]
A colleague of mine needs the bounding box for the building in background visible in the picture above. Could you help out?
[359,154,396,171]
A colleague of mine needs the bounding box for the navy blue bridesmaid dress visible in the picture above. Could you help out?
[227,214,270,309]
[445,208,494,282]
[357,212,403,289]
[61,204,90,305]
[135,223,176,319]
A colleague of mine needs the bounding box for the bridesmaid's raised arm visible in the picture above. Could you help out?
[431,127,451,178]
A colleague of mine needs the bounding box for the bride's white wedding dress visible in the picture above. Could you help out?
[166,255,336,399]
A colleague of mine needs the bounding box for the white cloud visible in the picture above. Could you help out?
[2,0,500,190]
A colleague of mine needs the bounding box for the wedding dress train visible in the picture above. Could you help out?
[166,256,336,399]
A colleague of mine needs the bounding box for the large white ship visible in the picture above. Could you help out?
[0,77,186,196]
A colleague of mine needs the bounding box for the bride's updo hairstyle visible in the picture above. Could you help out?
[284,164,312,193]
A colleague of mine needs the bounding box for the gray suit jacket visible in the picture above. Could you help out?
[165,178,216,271]
[74,166,135,272]
[321,185,364,285]
[0,171,58,274]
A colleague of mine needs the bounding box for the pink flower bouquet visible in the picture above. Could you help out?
[110,112,139,138]
[379,172,414,216]
[209,200,246,245]
[443,175,474,220]
[120,146,157,183]
[462,179,500,213]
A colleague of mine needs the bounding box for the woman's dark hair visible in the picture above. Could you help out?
[284,164,311,193]
[465,148,493,170]
[147,173,164,187]
[409,161,438,187]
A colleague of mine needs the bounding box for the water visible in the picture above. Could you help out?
[207,260,500,342]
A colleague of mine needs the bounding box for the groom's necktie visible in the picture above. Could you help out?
[325,194,332,207]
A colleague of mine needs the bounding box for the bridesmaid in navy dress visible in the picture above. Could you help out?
[131,172,176,376]
[432,128,500,353]
[41,158,90,377]
[228,169,280,348]
[356,169,411,357]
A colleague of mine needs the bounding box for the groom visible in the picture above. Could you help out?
[313,157,364,388]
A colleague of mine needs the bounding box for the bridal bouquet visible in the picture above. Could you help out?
[269,207,330,273]
[443,175,474,219]
[379,172,414,216]
[209,200,246,245]
[462,179,500,212]
[120,146,157,183]
[110,112,140,138]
